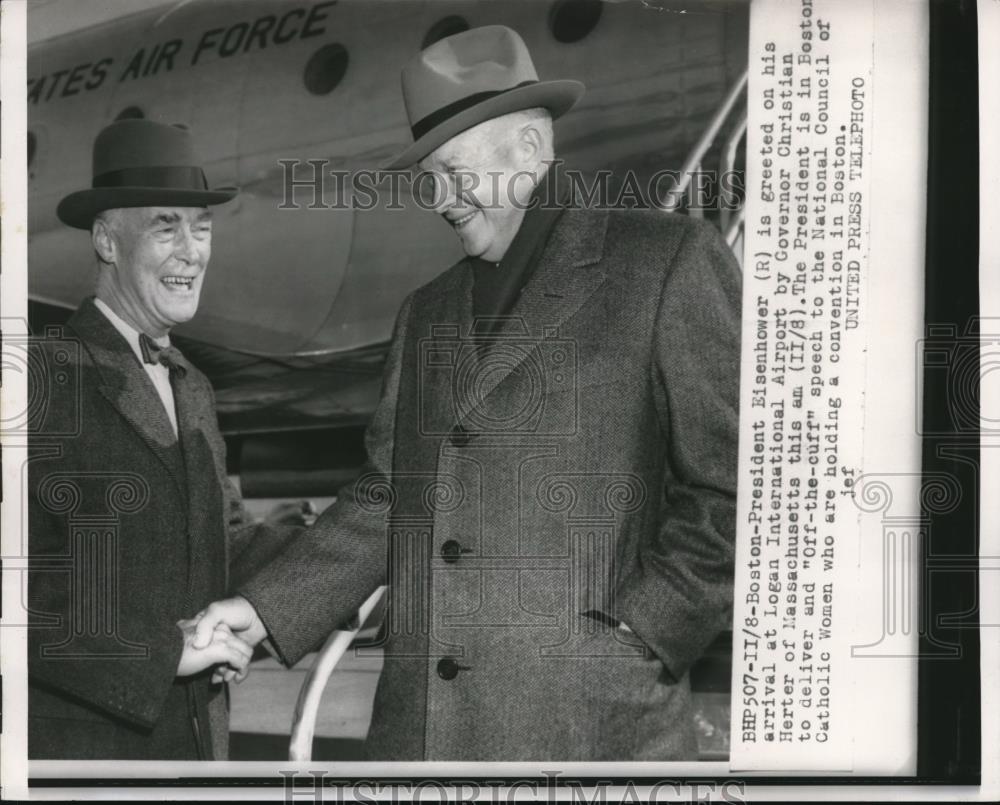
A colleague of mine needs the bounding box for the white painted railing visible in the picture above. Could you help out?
[287,585,387,761]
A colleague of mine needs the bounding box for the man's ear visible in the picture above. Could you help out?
[516,123,544,167]
[91,218,116,265]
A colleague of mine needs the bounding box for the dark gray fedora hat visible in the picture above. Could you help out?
[57,119,238,230]
[384,25,584,169]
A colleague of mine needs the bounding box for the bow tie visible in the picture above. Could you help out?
[139,333,187,377]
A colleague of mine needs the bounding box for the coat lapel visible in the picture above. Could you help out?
[416,262,478,424]
[171,354,226,605]
[171,350,220,522]
[69,298,186,496]
[460,207,609,422]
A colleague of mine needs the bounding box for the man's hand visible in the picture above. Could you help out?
[264,499,317,527]
[191,595,268,655]
[176,620,253,679]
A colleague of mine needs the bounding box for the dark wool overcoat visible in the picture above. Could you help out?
[241,208,741,761]
[28,298,297,760]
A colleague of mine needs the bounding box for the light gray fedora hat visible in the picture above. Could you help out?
[384,25,584,169]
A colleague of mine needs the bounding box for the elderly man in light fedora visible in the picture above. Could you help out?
[28,119,301,760]
[195,25,740,761]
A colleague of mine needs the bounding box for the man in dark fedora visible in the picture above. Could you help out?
[195,25,740,761]
[28,119,300,760]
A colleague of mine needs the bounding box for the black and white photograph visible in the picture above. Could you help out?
[0,0,996,801]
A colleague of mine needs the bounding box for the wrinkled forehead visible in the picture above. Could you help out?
[109,206,213,229]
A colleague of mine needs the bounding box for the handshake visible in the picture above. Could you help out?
[175,596,268,684]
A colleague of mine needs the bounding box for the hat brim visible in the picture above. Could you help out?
[382,79,585,170]
[57,186,239,230]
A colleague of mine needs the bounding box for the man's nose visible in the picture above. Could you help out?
[174,226,200,263]
[426,172,473,212]
[426,173,458,210]
[442,184,474,212]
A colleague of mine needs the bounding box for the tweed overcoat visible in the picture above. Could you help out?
[240,208,741,760]
[27,298,297,760]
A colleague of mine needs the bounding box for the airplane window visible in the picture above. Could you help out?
[422,16,470,49]
[549,0,603,43]
[304,43,349,95]
[115,106,145,120]
[28,130,37,169]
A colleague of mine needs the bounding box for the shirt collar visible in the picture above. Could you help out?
[93,297,170,366]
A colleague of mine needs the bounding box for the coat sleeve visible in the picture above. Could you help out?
[236,293,414,667]
[614,218,741,682]
[222,484,303,593]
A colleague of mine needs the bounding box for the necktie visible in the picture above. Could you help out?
[139,332,187,378]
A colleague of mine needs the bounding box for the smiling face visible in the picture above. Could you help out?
[418,111,549,262]
[93,206,213,338]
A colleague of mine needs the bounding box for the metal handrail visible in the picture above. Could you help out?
[288,585,387,761]
[719,112,748,232]
[725,206,746,249]
[686,160,705,219]
[662,69,748,213]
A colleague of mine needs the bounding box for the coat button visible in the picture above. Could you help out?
[440,539,463,563]
[449,424,471,448]
[436,658,468,680]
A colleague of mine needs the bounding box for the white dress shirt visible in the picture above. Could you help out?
[94,297,179,437]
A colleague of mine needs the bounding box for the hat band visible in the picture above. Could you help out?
[92,165,208,190]
[410,80,538,141]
